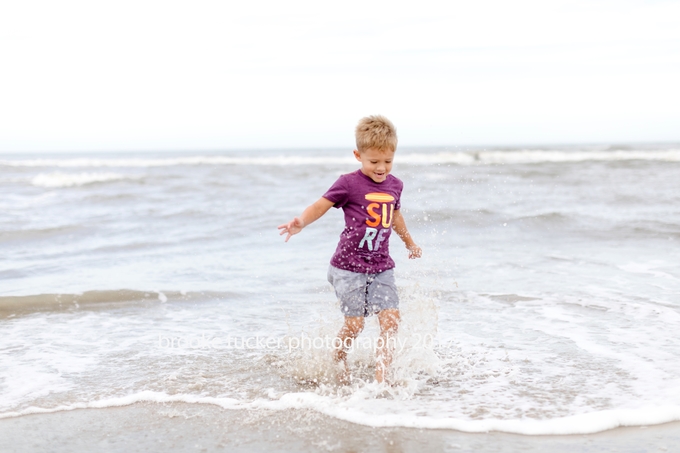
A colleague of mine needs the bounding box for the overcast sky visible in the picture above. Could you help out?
[1,0,679,152]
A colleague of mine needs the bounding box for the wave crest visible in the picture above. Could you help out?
[0,289,240,316]
[4,149,680,169]
[2,390,679,435]
[31,172,131,188]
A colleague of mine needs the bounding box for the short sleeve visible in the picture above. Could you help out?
[322,175,349,209]
[394,178,403,211]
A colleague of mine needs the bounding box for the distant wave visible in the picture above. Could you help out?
[0,289,241,315]
[4,156,355,168]
[31,172,134,188]
[3,149,680,168]
[0,225,82,243]
[1,390,679,435]
[398,149,680,165]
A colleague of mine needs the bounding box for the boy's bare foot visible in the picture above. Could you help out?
[375,366,386,384]
[333,316,364,386]
[335,356,351,385]
[375,366,397,386]
[375,309,399,385]
[337,368,350,385]
[334,348,350,385]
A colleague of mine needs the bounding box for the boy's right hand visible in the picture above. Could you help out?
[278,217,305,242]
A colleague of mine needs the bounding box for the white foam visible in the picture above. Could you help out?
[4,149,680,168]
[492,149,680,163]
[251,392,680,435]
[0,391,240,419]
[30,172,131,188]
[0,364,72,407]
[2,390,679,435]
[618,262,680,281]
[399,149,680,165]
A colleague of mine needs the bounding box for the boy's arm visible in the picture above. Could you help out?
[392,209,422,259]
[278,197,335,242]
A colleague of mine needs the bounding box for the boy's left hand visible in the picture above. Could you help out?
[278,217,305,242]
[407,244,422,259]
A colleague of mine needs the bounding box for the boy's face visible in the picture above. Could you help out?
[354,148,395,183]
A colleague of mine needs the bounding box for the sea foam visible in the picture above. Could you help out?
[2,390,679,436]
[4,149,680,169]
[30,172,132,188]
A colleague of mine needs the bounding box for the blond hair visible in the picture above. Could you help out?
[355,115,397,153]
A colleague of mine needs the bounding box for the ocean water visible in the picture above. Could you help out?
[1,145,680,435]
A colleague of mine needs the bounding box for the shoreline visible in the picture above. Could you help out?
[1,402,678,453]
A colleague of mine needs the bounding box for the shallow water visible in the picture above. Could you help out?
[1,145,679,434]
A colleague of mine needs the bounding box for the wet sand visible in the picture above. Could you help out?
[1,403,678,452]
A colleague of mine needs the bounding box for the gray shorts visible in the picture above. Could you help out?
[327,265,399,317]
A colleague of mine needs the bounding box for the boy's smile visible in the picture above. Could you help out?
[354,148,395,183]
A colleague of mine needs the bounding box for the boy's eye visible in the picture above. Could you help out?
[370,161,378,164]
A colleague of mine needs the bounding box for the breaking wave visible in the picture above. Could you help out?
[3,149,680,169]
[0,290,241,315]
[30,172,134,188]
[2,391,679,435]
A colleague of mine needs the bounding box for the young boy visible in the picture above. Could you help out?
[278,115,421,384]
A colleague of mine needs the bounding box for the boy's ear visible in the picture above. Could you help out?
[353,150,362,161]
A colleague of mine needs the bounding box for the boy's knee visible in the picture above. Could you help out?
[378,309,400,333]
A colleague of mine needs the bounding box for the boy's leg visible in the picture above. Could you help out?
[327,265,369,383]
[365,268,400,384]
[376,309,400,384]
[334,316,364,383]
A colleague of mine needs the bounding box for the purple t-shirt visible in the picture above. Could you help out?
[323,169,403,274]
